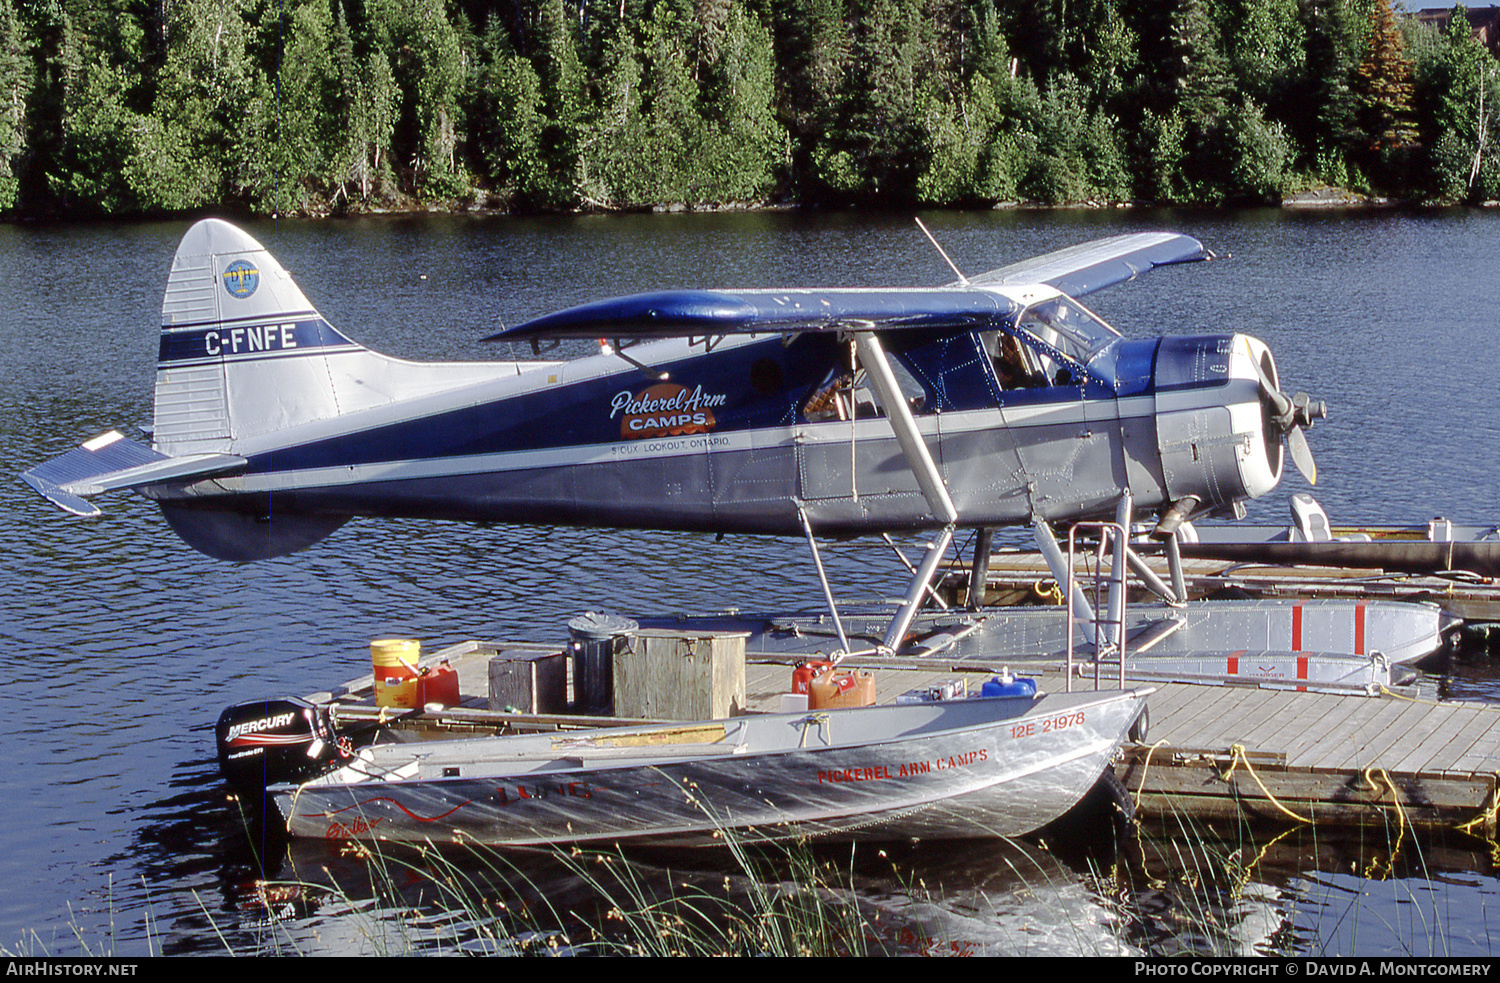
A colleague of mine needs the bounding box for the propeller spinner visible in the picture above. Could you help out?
[1254,351,1326,484]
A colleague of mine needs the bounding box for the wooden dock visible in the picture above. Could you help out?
[312,639,1500,838]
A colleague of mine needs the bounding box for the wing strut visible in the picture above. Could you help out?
[849,332,960,653]
[798,505,853,659]
[850,333,956,525]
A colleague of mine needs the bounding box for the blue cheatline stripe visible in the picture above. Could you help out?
[157,317,360,365]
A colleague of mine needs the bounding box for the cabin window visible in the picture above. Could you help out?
[801,354,929,422]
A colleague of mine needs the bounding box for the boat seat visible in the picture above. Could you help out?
[1290,493,1331,542]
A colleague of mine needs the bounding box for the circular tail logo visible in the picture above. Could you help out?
[222,259,260,299]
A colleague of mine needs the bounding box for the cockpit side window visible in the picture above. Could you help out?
[983,329,1051,389]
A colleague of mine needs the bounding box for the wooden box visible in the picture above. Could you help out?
[612,630,747,721]
[487,645,568,714]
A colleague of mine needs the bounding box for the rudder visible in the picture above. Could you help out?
[153,220,363,455]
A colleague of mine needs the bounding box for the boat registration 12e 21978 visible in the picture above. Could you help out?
[1010,708,1087,740]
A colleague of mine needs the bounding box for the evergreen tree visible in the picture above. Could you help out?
[699,2,785,202]
[0,0,1487,215]
[474,12,548,206]
[1293,0,1367,186]
[770,0,852,199]
[637,0,707,203]
[1160,0,1289,202]
[1354,0,1416,152]
[125,0,262,212]
[237,0,341,215]
[583,16,651,205]
[533,0,588,207]
[405,0,468,197]
[1223,0,1304,111]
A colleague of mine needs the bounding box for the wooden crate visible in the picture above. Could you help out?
[487,645,569,714]
[613,629,747,721]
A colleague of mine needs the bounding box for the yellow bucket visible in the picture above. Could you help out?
[371,638,421,708]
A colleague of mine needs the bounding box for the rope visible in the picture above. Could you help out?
[1360,766,1407,878]
[1218,743,1312,824]
[1377,684,1447,706]
[1455,773,1500,842]
[1373,690,1500,848]
[798,713,830,748]
[1130,738,1170,812]
[1227,824,1299,900]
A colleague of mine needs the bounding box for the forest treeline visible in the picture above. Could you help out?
[1,0,1497,219]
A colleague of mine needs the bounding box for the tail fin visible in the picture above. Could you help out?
[154,219,365,455]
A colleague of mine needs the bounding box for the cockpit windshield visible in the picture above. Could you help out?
[981,296,1120,390]
[1014,296,1119,364]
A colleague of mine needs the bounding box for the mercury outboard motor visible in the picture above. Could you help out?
[216,696,343,794]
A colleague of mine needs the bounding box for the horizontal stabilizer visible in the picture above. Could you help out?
[965,232,1209,297]
[487,288,1018,342]
[20,431,246,517]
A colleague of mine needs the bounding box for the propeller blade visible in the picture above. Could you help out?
[1287,425,1317,485]
[1252,356,1294,424]
[1252,351,1324,484]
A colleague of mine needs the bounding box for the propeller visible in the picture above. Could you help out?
[1253,355,1327,485]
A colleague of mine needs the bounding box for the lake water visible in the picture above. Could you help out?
[2,207,1499,956]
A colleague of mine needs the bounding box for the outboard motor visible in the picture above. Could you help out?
[216,696,343,794]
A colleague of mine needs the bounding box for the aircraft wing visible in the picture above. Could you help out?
[489,233,1207,343]
[20,431,246,517]
[963,232,1209,296]
[486,288,1019,342]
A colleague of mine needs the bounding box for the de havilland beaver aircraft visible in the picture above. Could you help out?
[22,218,1332,656]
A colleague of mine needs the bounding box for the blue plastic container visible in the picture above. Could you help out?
[980,674,1037,699]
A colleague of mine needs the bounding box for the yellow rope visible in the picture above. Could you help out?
[1228,824,1299,900]
[1377,684,1445,706]
[1120,738,1168,881]
[1218,743,1312,824]
[798,712,830,748]
[1131,738,1170,811]
[1360,766,1408,878]
[1455,773,1500,841]
[1032,579,1063,605]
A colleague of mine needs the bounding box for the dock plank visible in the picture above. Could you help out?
[1286,695,1421,772]
[1422,708,1500,775]
[1434,708,1500,775]
[1212,691,1329,757]
[1148,686,1254,748]
[1316,698,1442,772]
[1207,688,1312,751]
[1278,694,1420,770]
[1389,703,1489,776]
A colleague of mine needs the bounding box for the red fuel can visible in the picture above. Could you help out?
[791,660,834,694]
[417,662,461,708]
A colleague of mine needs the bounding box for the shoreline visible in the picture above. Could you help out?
[5,187,1494,227]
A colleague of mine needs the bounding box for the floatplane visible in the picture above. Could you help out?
[21,218,1443,691]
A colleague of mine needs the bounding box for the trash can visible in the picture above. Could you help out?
[566,612,638,715]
